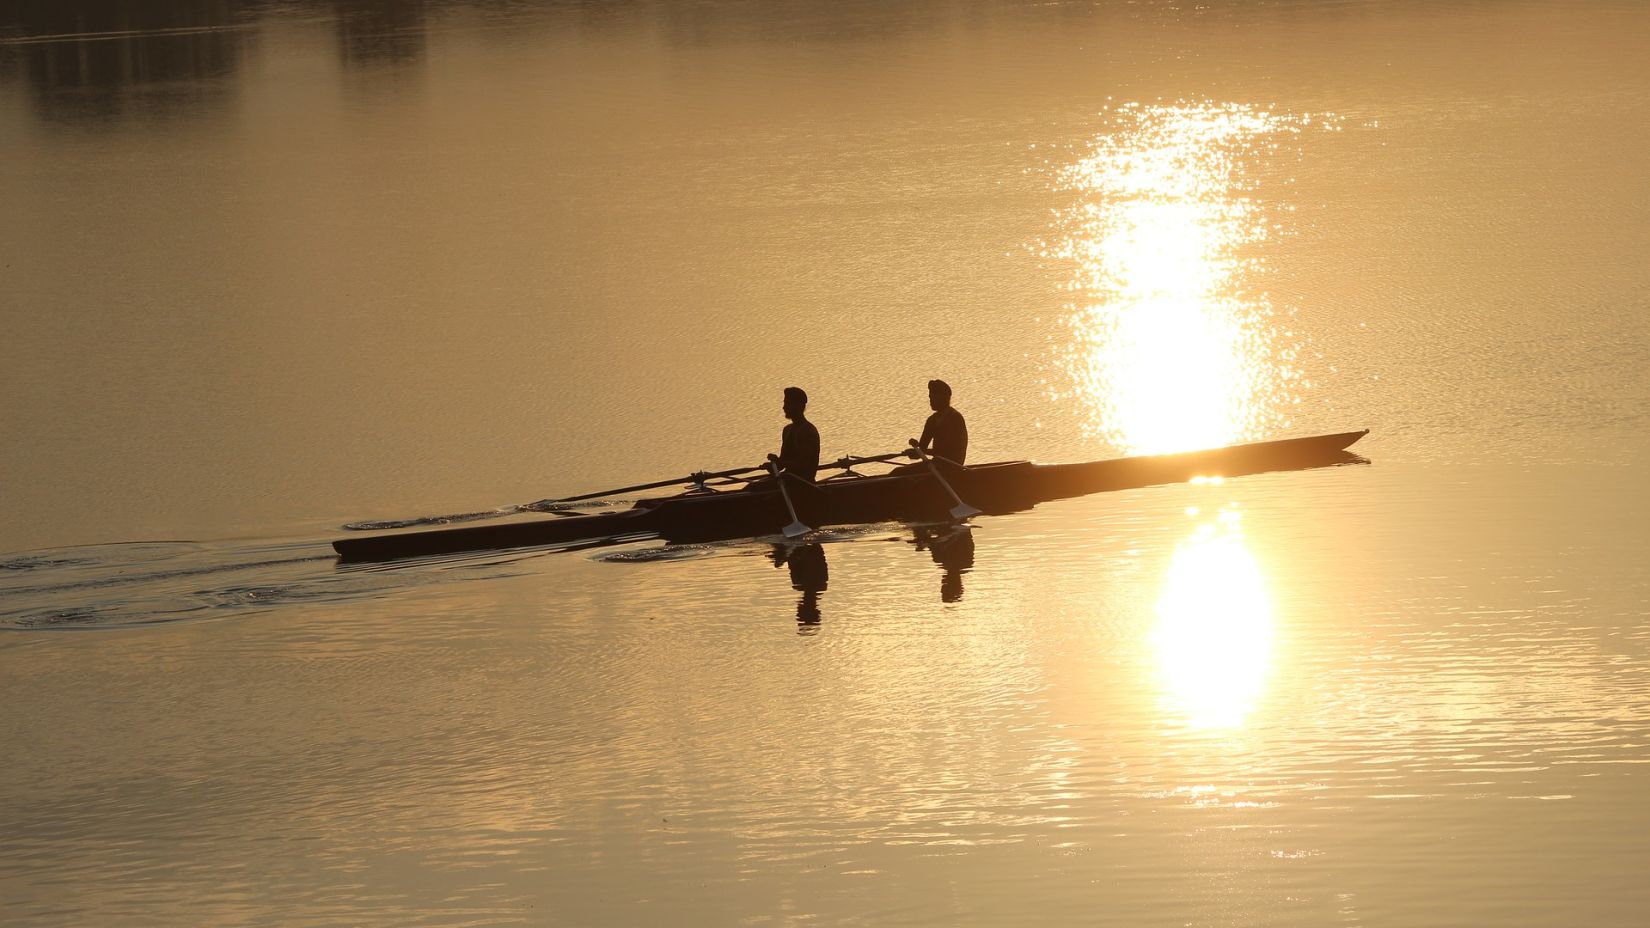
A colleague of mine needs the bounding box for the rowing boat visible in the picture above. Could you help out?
[332,429,1368,562]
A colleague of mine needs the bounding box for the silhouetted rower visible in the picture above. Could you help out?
[914,379,967,468]
[767,386,821,483]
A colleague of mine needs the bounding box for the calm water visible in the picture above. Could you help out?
[3,1,1650,925]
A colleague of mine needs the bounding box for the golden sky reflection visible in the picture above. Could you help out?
[1052,103,1320,454]
[1152,504,1274,730]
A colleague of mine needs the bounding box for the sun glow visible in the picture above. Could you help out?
[1052,103,1319,454]
[1152,508,1274,730]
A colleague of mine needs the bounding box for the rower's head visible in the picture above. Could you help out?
[783,386,808,421]
[927,379,952,412]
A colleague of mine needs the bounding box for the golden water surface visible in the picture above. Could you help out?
[3,2,1650,926]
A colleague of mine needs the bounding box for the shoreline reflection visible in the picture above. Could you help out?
[0,0,431,124]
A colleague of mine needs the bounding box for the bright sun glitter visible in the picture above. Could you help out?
[1050,102,1322,454]
[1152,508,1274,730]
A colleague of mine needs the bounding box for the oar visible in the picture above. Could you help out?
[343,451,910,532]
[528,463,770,508]
[826,450,908,471]
[531,452,908,509]
[909,440,981,520]
[768,459,812,539]
[344,463,773,529]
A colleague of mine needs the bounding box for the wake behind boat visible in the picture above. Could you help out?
[332,430,1369,563]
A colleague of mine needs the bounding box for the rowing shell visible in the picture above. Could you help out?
[333,429,1368,563]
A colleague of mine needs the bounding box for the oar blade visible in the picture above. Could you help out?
[950,502,982,521]
[783,520,812,539]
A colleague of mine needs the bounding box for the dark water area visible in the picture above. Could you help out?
[4,1,1650,925]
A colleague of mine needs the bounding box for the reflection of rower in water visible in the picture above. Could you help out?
[770,542,828,633]
[912,525,975,603]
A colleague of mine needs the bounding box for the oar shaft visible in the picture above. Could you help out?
[552,463,768,504]
[350,449,913,531]
[768,462,799,518]
[770,460,812,537]
[555,450,908,504]
[910,440,980,518]
[825,451,908,469]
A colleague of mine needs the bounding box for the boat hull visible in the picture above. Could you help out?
[332,429,1368,562]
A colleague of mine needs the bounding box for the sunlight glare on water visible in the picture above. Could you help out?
[5,1,1650,925]
[1053,103,1324,454]
[1152,505,1273,730]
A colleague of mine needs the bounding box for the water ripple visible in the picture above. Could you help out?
[0,539,526,631]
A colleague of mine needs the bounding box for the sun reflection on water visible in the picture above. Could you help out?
[1153,507,1274,730]
[1051,102,1323,454]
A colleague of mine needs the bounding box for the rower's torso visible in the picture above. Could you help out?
[781,419,821,482]
[926,408,968,466]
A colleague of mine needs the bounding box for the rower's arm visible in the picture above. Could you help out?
[916,415,936,451]
[775,425,797,472]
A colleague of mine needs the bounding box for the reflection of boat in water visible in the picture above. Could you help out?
[334,430,1367,563]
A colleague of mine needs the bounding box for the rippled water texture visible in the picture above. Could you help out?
[3,1,1650,926]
